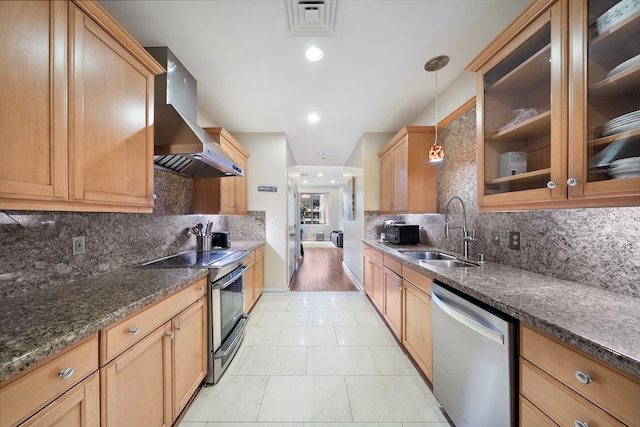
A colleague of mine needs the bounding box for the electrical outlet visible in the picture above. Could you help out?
[73,236,86,255]
[509,231,521,251]
[491,230,501,246]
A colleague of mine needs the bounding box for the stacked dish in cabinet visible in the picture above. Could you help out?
[586,0,640,182]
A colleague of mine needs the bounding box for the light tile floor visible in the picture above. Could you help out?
[181,291,449,427]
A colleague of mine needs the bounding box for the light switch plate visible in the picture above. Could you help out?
[491,230,501,246]
[509,231,521,250]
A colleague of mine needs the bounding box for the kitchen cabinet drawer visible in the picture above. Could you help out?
[521,360,623,427]
[402,265,432,295]
[100,277,207,364]
[521,324,640,425]
[520,395,556,427]
[383,254,402,276]
[362,244,372,257]
[20,372,100,427]
[0,334,98,427]
[255,245,265,258]
[371,248,383,264]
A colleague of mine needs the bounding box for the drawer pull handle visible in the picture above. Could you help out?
[167,331,175,339]
[574,420,589,427]
[199,286,205,292]
[58,367,75,380]
[176,325,183,332]
[129,327,140,336]
[575,370,592,384]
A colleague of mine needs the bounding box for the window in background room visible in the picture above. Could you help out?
[300,193,328,224]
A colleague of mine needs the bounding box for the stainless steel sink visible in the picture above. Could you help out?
[420,259,479,268]
[400,251,456,261]
[400,250,479,267]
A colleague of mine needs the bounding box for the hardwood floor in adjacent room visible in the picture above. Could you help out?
[289,245,356,292]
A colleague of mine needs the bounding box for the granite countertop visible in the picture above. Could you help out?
[0,240,266,383]
[364,240,640,378]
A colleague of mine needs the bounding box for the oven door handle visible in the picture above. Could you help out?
[212,265,249,290]
[216,316,249,359]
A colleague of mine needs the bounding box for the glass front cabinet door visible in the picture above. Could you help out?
[569,0,640,205]
[470,0,640,211]
[474,0,567,210]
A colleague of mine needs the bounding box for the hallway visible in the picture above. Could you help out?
[180,291,448,426]
[289,242,357,292]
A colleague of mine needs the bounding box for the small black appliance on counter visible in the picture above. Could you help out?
[384,220,419,245]
[211,231,231,248]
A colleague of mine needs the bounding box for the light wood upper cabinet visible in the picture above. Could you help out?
[69,2,157,210]
[377,126,436,214]
[567,0,640,205]
[468,0,640,210]
[0,1,68,205]
[0,0,164,213]
[193,127,250,215]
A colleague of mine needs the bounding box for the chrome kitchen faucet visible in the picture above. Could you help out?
[444,195,476,260]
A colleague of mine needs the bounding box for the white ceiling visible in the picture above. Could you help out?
[99,0,530,187]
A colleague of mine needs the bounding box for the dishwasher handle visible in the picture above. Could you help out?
[432,291,504,344]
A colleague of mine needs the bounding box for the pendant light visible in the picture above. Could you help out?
[425,55,449,162]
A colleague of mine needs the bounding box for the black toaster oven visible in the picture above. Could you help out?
[385,223,419,245]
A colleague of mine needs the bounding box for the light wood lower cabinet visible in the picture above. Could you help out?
[402,266,433,382]
[21,372,100,427]
[383,255,403,339]
[172,298,207,419]
[0,335,99,427]
[520,324,640,426]
[244,245,265,313]
[100,277,208,426]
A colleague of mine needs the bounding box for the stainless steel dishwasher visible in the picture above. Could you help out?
[431,282,517,427]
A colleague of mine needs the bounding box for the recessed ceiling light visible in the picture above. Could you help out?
[317,152,325,156]
[305,46,324,61]
[318,173,323,177]
[307,113,319,123]
[331,180,335,183]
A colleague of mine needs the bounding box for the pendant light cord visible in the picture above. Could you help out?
[434,69,438,143]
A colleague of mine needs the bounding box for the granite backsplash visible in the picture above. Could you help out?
[0,169,265,297]
[366,107,640,298]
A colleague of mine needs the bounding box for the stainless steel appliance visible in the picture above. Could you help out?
[383,220,419,245]
[139,249,249,384]
[431,282,517,426]
[145,47,243,178]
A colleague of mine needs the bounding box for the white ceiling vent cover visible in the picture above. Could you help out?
[283,0,340,36]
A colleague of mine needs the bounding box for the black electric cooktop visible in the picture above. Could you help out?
[139,250,241,268]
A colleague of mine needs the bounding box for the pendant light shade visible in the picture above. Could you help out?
[425,55,449,163]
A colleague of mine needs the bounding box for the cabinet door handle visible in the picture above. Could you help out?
[546,180,558,189]
[574,370,592,384]
[574,420,589,427]
[198,286,205,292]
[58,367,75,380]
[167,331,175,339]
[129,327,140,336]
[150,193,158,200]
[567,177,579,186]
[176,325,183,332]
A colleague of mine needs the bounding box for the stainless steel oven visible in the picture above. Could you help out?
[207,263,249,384]
[138,249,249,385]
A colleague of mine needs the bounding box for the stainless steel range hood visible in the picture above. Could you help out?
[146,47,243,178]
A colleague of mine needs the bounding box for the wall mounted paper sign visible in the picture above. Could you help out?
[258,186,277,192]
[345,176,355,220]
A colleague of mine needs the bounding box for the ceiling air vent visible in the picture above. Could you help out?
[283,0,341,36]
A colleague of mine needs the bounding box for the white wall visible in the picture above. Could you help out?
[409,71,476,125]
[342,133,393,287]
[235,132,289,292]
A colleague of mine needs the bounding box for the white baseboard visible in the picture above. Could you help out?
[342,261,364,294]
